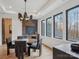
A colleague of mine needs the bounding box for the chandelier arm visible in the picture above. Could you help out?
[25,0,26,12]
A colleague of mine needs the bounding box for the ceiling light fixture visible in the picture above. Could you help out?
[18,0,33,21]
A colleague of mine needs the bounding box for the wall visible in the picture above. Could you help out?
[39,0,79,47]
[0,13,22,46]
[12,15,22,41]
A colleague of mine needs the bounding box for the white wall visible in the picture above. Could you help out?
[12,15,22,41]
[38,20,41,36]
[0,13,22,46]
[39,0,79,42]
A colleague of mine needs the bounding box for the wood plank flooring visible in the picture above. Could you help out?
[0,45,52,59]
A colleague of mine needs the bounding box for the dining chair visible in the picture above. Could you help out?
[15,41,26,59]
[6,38,15,55]
[28,38,42,56]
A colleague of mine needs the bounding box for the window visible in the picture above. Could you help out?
[53,12,63,39]
[41,20,45,36]
[66,5,79,41]
[46,17,52,37]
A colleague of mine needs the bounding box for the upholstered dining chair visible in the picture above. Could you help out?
[15,41,27,59]
[28,38,42,56]
[6,38,15,55]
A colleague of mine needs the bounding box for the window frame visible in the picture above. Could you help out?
[53,12,63,39]
[66,5,79,41]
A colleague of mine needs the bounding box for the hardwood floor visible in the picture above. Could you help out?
[0,45,52,59]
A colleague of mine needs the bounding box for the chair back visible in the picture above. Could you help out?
[15,41,26,58]
[39,39,42,47]
[37,39,42,49]
[6,38,15,48]
[17,36,27,39]
[36,34,40,47]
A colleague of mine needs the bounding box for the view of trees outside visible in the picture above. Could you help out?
[41,20,45,36]
[67,7,79,41]
[46,17,52,37]
[54,13,63,39]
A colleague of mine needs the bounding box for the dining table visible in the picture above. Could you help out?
[12,37,37,44]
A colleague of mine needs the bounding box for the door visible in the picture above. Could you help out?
[2,18,12,44]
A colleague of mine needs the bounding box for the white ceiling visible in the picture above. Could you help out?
[0,0,53,14]
[0,0,69,19]
[1,0,49,12]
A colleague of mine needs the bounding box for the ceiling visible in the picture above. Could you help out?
[0,0,69,19]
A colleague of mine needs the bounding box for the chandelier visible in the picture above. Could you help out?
[18,0,33,21]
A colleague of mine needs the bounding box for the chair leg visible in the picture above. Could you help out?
[7,48,10,55]
[39,48,41,56]
[28,47,30,56]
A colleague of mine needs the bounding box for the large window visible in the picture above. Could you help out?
[41,20,45,36]
[46,17,52,37]
[53,12,63,39]
[66,5,79,41]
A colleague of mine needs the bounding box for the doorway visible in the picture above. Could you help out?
[2,18,12,44]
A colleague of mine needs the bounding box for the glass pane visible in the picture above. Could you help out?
[54,13,63,39]
[41,20,45,36]
[46,17,52,37]
[67,6,79,41]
